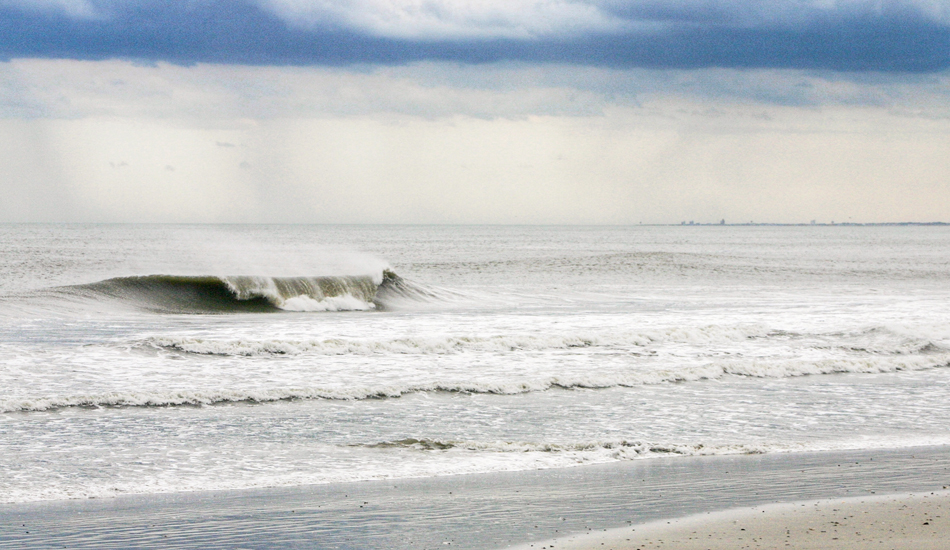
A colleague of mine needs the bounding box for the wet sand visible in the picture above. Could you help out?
[523,491,950,550]
[2,447,949,549]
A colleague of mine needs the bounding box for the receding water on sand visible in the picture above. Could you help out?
[1,446,949,550]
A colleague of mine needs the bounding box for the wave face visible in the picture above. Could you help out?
[53,269,427,313]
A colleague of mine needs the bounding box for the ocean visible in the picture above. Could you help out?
[2,224,949,505]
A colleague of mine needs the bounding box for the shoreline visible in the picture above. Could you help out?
[2,446,950,549]
[520,491,950,550]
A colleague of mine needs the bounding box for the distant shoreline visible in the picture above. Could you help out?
[668,221,950,226]
[0,221,947,227]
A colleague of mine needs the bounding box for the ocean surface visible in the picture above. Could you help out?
[1,224,949,504]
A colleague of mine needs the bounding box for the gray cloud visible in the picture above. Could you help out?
[1,0,949,71]
[4,60,950,123]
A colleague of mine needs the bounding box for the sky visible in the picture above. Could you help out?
[1,0,949,224]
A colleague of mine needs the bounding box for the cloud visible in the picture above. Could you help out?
[0,59,615,120]
[0,0,97,18]
[0,0,949,70]
[258,0,633,40]
[4,59,950,123]
[4,104,950,224]
[600,0,950,28]
[2,3,947,225]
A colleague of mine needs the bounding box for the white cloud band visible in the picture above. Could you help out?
[257,0,630,39]
[255,0,950,40]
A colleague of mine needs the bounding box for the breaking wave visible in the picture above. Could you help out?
[4,354,948,413]
[44,269,433,313]
[143,324,774,356]
[142,326,945,357]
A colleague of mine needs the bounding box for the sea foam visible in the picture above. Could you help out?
[4,354,947,413]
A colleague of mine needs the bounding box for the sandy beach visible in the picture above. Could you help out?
[523,491,950,550]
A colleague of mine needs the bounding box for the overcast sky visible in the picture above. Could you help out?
[1,0,949,223]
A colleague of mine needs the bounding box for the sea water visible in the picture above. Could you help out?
[1,224,949,504]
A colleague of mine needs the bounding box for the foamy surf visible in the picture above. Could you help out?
[5,435,950,505]
[5,224,950,511]
[360,437,780,456]
[5,353,948,413]
[141,324,774,356]
[0,439,792,504]
[141,325,943,357]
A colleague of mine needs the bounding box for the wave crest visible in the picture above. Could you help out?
[142,326,945,358]
[143,325,772,356]
[47,269,432,313]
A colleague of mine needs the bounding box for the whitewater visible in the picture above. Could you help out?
[1,224,949,504]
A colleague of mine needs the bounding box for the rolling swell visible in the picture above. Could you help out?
[61,269,426,313]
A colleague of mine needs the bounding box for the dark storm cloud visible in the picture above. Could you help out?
[0,0,948,71]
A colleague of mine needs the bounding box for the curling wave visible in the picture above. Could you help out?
[49,269,431,313]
